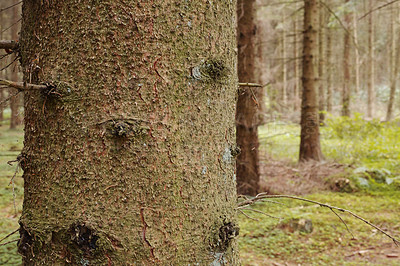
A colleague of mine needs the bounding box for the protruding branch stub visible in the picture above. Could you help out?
[0,40,19,53]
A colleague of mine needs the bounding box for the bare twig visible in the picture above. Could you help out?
[7,158,22,215]
[359,0,400,20]
[1,18,22,35]
[237,207,281,220]
[0,56,18,72]
[0,239,19,247]
[0,78,47,91]
[0,40,19,51]
[0,91,21,107]
[238,193,400,245]
[0,229,19,243]
[0,1,22,13]
[238,82,263,88]
[330,208,355,239]
[320,1,360,51]
[238,82,270,88]
[238,210,259,221]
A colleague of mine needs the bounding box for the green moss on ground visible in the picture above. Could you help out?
[0,122,24,265]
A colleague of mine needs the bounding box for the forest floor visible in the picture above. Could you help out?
[237,119,400,265]
[0,117,400,265]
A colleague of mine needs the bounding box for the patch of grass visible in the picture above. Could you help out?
[238,192,400,265]
[0,123,24,265]
[250,116,400,264]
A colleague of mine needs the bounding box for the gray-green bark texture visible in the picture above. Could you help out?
[18,1,239,264]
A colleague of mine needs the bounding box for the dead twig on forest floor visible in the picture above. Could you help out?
[238,193,400,246]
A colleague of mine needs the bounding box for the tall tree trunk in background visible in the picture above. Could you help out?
[318,1,325,123]
[353,13,360,95]
[19,1,239,264]
[367,0,375,118]
[236,0,261,195]
[282,15,287,106]
[9,0,21,129]
[0,3,5,122]
[326,26,333,113]
[342,2,352,117]
[293,14,301,111]
[386,4,400,121]
[299,0,323,162]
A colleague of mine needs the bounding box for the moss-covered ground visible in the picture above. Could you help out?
[238,116,400,265]
[0,116,23,265]
[0,115,399,265]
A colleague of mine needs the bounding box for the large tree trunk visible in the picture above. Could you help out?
[236,0,261,196]
[18,1,239,264]
[299,0,323,162]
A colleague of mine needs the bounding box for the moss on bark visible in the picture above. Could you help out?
[19,1,239,264]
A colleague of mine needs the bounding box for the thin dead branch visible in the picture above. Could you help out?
[238,207,282,220]
[0,229,19,244]
[359,0,400,20]
[0,56,18,72]
[0,78,47,91]
[238,193,400,246]
[238,210,259,221]
[238,82,264,88]
[1,18,22,35]
[0,239,19,247]
[0,1,22,13]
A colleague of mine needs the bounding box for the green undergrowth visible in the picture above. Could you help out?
[0,120,23,265]
[238,191,400,265]
[260,114,400,191]
[247,114,400,264]
[1,114,400,265]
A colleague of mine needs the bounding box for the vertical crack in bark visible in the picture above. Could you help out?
[140,208,155,259]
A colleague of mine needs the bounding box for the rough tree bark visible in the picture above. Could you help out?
[299,0,323,162]
[367,0,375,118]
[386,4,400,121]
[318,1,325,122]
[236,0,261,196]
[9,0,21,129]
[326,25,333,113]
[342,0,352,117]
[293,13,301,111]
[18,1,239,264]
